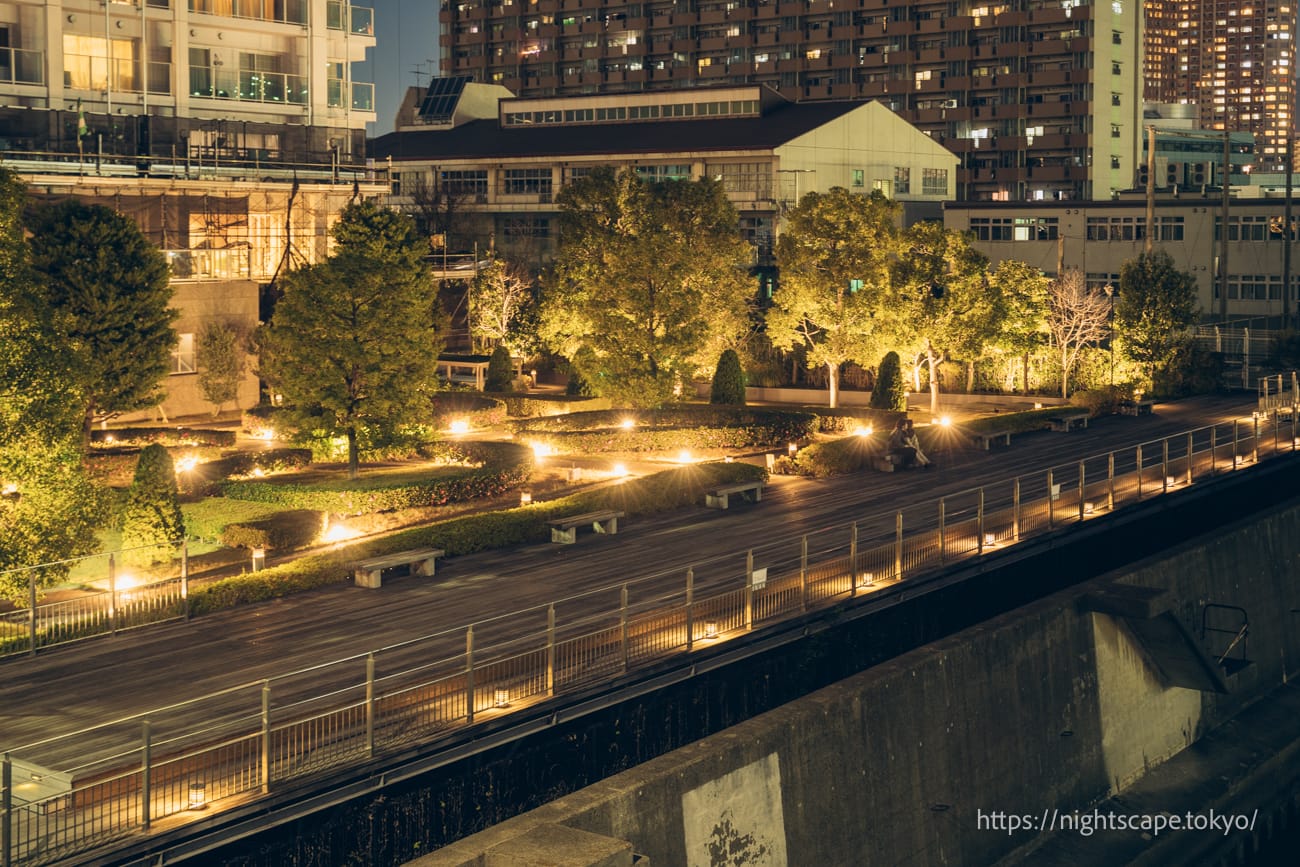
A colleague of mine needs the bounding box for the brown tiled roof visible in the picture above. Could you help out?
[368,100,871,161]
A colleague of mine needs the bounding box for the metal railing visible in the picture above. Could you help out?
[1,412,1297,865]
[1259,372,1299,414]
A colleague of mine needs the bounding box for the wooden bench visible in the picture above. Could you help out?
[352,547,446,588]
[705,480,765,509]
[970,430,1013,450]
[546,509,625,544]
[1119,399,1155,417]
[1047,410,1090,432]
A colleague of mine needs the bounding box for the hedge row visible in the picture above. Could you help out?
[501,394,612,418]
[522,421,816,455]
[220,441,534,516]
[188,461,765,615]
[92,427,237,447]
[513,406,811,433]
[781,434,882,477]
[430,393,508,430]
[805,408,906,434]
[960,407,1082,437]
[220,509,327,551]
[205,448,313,479]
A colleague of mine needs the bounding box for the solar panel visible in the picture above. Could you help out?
[418,76,472,122]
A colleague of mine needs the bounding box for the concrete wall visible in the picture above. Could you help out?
[419,496,1300,866]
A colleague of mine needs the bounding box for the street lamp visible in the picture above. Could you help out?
[1103,283,1115,388]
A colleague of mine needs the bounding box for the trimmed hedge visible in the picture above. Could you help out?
[188,461,765,616]
[91,427,237,448]
[960,407,1081,438]
[805,408,905,434]
[221,440,534,516]
[182,498,289,544]
[207,448,313,479]
[430,393,508,430]
[783,434,883,477]
[221,509,326,551]
[500,394,612,418]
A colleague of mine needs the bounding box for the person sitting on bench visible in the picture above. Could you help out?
[903,419,932,469]
[888,419,919,469]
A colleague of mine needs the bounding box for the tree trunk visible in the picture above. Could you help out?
[965,360,975,393]
[347,426,360,480]
[827,361,840,408]
[1022,353,1030,394]
[1060,350,1070,399]
[82,405,95,453]
[927,343,941,414]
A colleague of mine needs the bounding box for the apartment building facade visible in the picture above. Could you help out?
[437,0,1142,202]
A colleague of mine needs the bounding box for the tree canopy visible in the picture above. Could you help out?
[539,169,755,407]
[767,188,898,408]
[1047,269,1111,398]
[27,199,175,443]
[0,169,97,602]
[261,200,445,478]
[1116,250,1200,386]
[197,321,246,417]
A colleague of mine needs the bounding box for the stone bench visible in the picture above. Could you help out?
[1047,410,1090,432]
[352,547,446,589]
[970,430,1013,450]
[873,452,906,472]
[546,509,625,544]
[705,479,765,509]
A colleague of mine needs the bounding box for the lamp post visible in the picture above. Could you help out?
[1104,283,1115,387]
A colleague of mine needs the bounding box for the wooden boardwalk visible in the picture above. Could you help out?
[0,394,1264,771]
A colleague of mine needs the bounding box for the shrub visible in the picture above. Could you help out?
[710,349,747,405]
[788,434,882,477]
[182,498,288,544]
[1070,386,1128,417]
[869,351,908,411]
[500,394,612,418]
[220,510,326,551]
[514,408,817,454]
[430,393,508,430]
[808,408,904,434]
[188,462,766,616]
[1152,346,1224,398]
[485,344,515,392]
[121,444,186,566]
[960,407,1077,438]
[221,441,534,515]
[90,427,237,448]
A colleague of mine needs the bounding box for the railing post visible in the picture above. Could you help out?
[365,653,375,758]
[108,553,117,636]
[181,538,190,620]
[1012,478,1021,541]
[1210,427,1218,474]
[894,512,903,580]
[1046,470,1055,529]
[260,681,271,794]
[618,589,628,674]
[744,550,754,630]
[2,753,11,867]
[465,626,475,726]
[547,604,557,692]
[27,571,36,657]
[1107,453,1115,511]
[1232,419,1240,469]
[1186,432,1194,485]
[685,568,695,652]
[938,497,946,564]
[800,535,808,612]
[1252,416,1260,463]
[849,523,859,597]
[977,488,985,554]
[1162,439,1169,492]
[141,720,152,830]
[1136,446,1143,497]
[1077,461,1086,521]
[1293,405,1297,451]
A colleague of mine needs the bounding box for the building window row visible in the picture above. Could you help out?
[503,98,759,126]
[1226,274,1282,300]
[921,167,948,196]
[969,216,1059,241]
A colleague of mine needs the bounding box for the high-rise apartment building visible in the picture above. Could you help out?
[438,0,1141,201]
[0,0,376,164]
[1143,0,1296,170]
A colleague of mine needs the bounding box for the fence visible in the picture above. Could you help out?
[1,412,1297,865]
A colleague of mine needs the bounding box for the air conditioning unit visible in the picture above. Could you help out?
[942,98,958,108]
[1190,162,1209,186]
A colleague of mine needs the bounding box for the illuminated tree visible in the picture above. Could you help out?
[485,344,515,392]
[1116,250,1200,387]
[1047,269,1111,398]
[710,348,747,405]
[869,351,907,411]
[197,321,247,417]
[986,259,1051,393]
[121,444,185,568]
[470,257,537,356]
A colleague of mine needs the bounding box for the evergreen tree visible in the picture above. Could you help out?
[0,169,97,602]
[261,201,445,479]
[28,200,175,445]
[1115,250,1200,389]
[485,344,515,392]
[197,321,246,417]
[869,351,908,411]
[121,444,185,568]
[710,348,747,405]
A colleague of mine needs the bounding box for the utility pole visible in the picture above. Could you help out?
[1144,125,1156,254]
[1218,126,1231,320]
[1285,135,1294,331]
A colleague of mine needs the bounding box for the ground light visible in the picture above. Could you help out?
[677,450,693,464]
[621,418,636,430]
[520,491,533,506]
[853,426,873,437]
[449,419,470,435]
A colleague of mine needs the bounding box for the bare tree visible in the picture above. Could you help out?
[1047,269,1110,398]
[405,174,466,244]
[471,257,535,353]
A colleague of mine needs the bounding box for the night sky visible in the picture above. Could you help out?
[367,0,440,136]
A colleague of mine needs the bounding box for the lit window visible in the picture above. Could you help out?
[171,333,196,375]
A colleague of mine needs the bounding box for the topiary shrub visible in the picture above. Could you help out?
[869,351,908,411]
[220,510,326,551]
[121,444,185,567]
[710,348,747,405]
[485,344,515,392]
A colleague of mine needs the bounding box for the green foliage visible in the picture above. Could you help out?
[1271,331,1300,369]
[0,168,98,603]
[90,427,237,448]
[710,349,747,405]
[540,169,755,407]
[222,441,534,515]
[501,393,611,417]
[220,509,325,551]
[1116,250,1200,385]
[261,201,446,478]
[470,258,538,356]
[485,344,515,393]
[28,199,175,438]
[869,351,908,411]
[431,393,508,429]
[768,188,898,408]
[565,371,593,397]
[1069,387,1127,417]
[121,444,185,567]
[202,448,313,481]
[197,321,246,416]
[187,462,765,616]
[786,434,881,477]
[182,498,288,544]
[1152,346,1225,398]
[959,406,1085,437]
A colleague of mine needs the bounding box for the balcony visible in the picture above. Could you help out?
[0,48,44,85]
[191,0,308,25]
[190,67,309,105]
[327,0,375,34]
